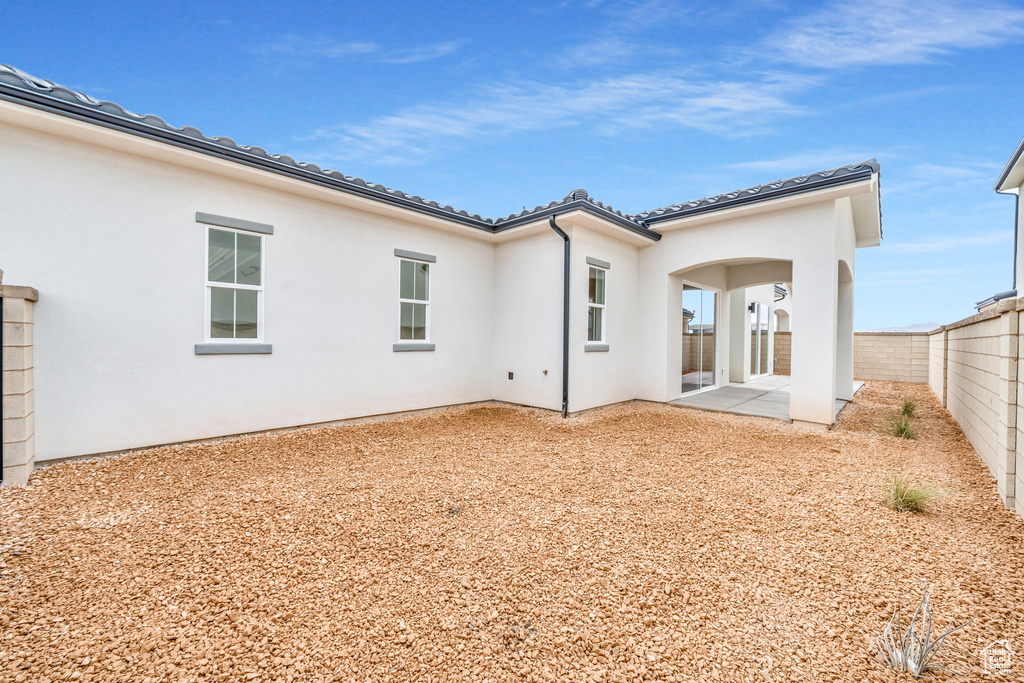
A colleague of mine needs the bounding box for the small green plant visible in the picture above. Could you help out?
[890,413,918,439]
[900,397,920,417]
[883,472,940,512]
[876,588,970,678]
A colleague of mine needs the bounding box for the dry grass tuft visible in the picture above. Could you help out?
[883,471,940,512]
[900,397,920,418]
[890,413,918,439]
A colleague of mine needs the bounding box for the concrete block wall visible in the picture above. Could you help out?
[852,333,930,382]
[944,310,1015,507]
[774,331,791,375]
[682,332,715,373]
[928,329,946,404]
[2,279,37,485]
[1015,315,1024,517]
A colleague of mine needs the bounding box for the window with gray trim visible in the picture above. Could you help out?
[207,227,263,340]
[399,259,430,341]
[588,266,606,342]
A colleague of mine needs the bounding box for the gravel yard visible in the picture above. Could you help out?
[2,382,1023,682]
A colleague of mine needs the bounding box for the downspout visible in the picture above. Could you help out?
[549,215,570,418]
[1010,190,1020,291]
[976,189,1020,310]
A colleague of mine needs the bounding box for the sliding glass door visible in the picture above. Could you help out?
[681,286,716,394]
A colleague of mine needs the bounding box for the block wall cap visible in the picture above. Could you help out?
[944,299,1018,332]
[0,285,38,301]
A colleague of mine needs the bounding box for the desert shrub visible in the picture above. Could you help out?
[890,414,918,439]
[877,588,969,678]
[900,397,919,417]
[883,472,940,513]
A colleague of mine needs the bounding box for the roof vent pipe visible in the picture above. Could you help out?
[549,215,570,418]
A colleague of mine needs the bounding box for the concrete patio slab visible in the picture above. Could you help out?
[669,376,864,423]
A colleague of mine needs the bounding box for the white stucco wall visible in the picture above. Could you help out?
[491,232,563,411]
[1,121,499,461]
[568,225,640,412]
[774,284,792,332]
[1,96,881,462]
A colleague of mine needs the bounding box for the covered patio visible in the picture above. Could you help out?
[668,375,865,422]
[634,160,882,429]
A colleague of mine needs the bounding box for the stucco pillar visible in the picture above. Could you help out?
[666,275,684,400]
[729,289,748,383]
[789,257,838,428]
[716,290,731,388]
[2,274,38,486]
[835,279,855,401]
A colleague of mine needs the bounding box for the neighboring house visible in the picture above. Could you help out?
[0,65,882,483]
[979,135,1024,310]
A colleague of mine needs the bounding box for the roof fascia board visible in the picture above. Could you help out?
[995,136,1024,191]
[0,98,497,241]
[649,177,875,234]
[850,176,882,248]
[0,86,496,232]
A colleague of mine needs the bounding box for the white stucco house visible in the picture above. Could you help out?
[978,135,1024,310]
[0,65,882,484]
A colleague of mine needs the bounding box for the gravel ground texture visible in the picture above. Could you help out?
[2,381,1023,682]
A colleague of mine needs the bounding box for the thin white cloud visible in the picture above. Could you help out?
[279,1,1024,166]
[259,35,379,58]
[381,42,462,65]
[857,265,978,287]
[726,149,879,174]
[883,162,998,195]
[557,37,641,68]
[300,70,814,163]
[884,230,1012,254]
[256,35,461,65]
[554,0,688,68]
[764,0,1024,68]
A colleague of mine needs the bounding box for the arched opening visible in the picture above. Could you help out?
[669,258,794,399]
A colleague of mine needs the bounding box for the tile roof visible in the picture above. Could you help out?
[635,160,880,223]
[0,64,879,240]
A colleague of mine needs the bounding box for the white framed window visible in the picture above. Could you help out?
[399,259,430,341]
[588,266,606,342]
[205,226,264,341]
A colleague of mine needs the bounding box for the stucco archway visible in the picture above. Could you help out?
[667,258,795,395]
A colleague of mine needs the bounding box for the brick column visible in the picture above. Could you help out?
[2,272,38,486]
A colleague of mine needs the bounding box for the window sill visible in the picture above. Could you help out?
[393,342,435,352]
[195,343,273,355]
[585,343,609,352]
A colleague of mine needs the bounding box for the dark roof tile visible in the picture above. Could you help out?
[635,160,879,223]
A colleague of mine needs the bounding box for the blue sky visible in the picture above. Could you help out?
[3,0,1023,329]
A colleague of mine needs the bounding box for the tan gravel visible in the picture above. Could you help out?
[2,382,1023,682]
